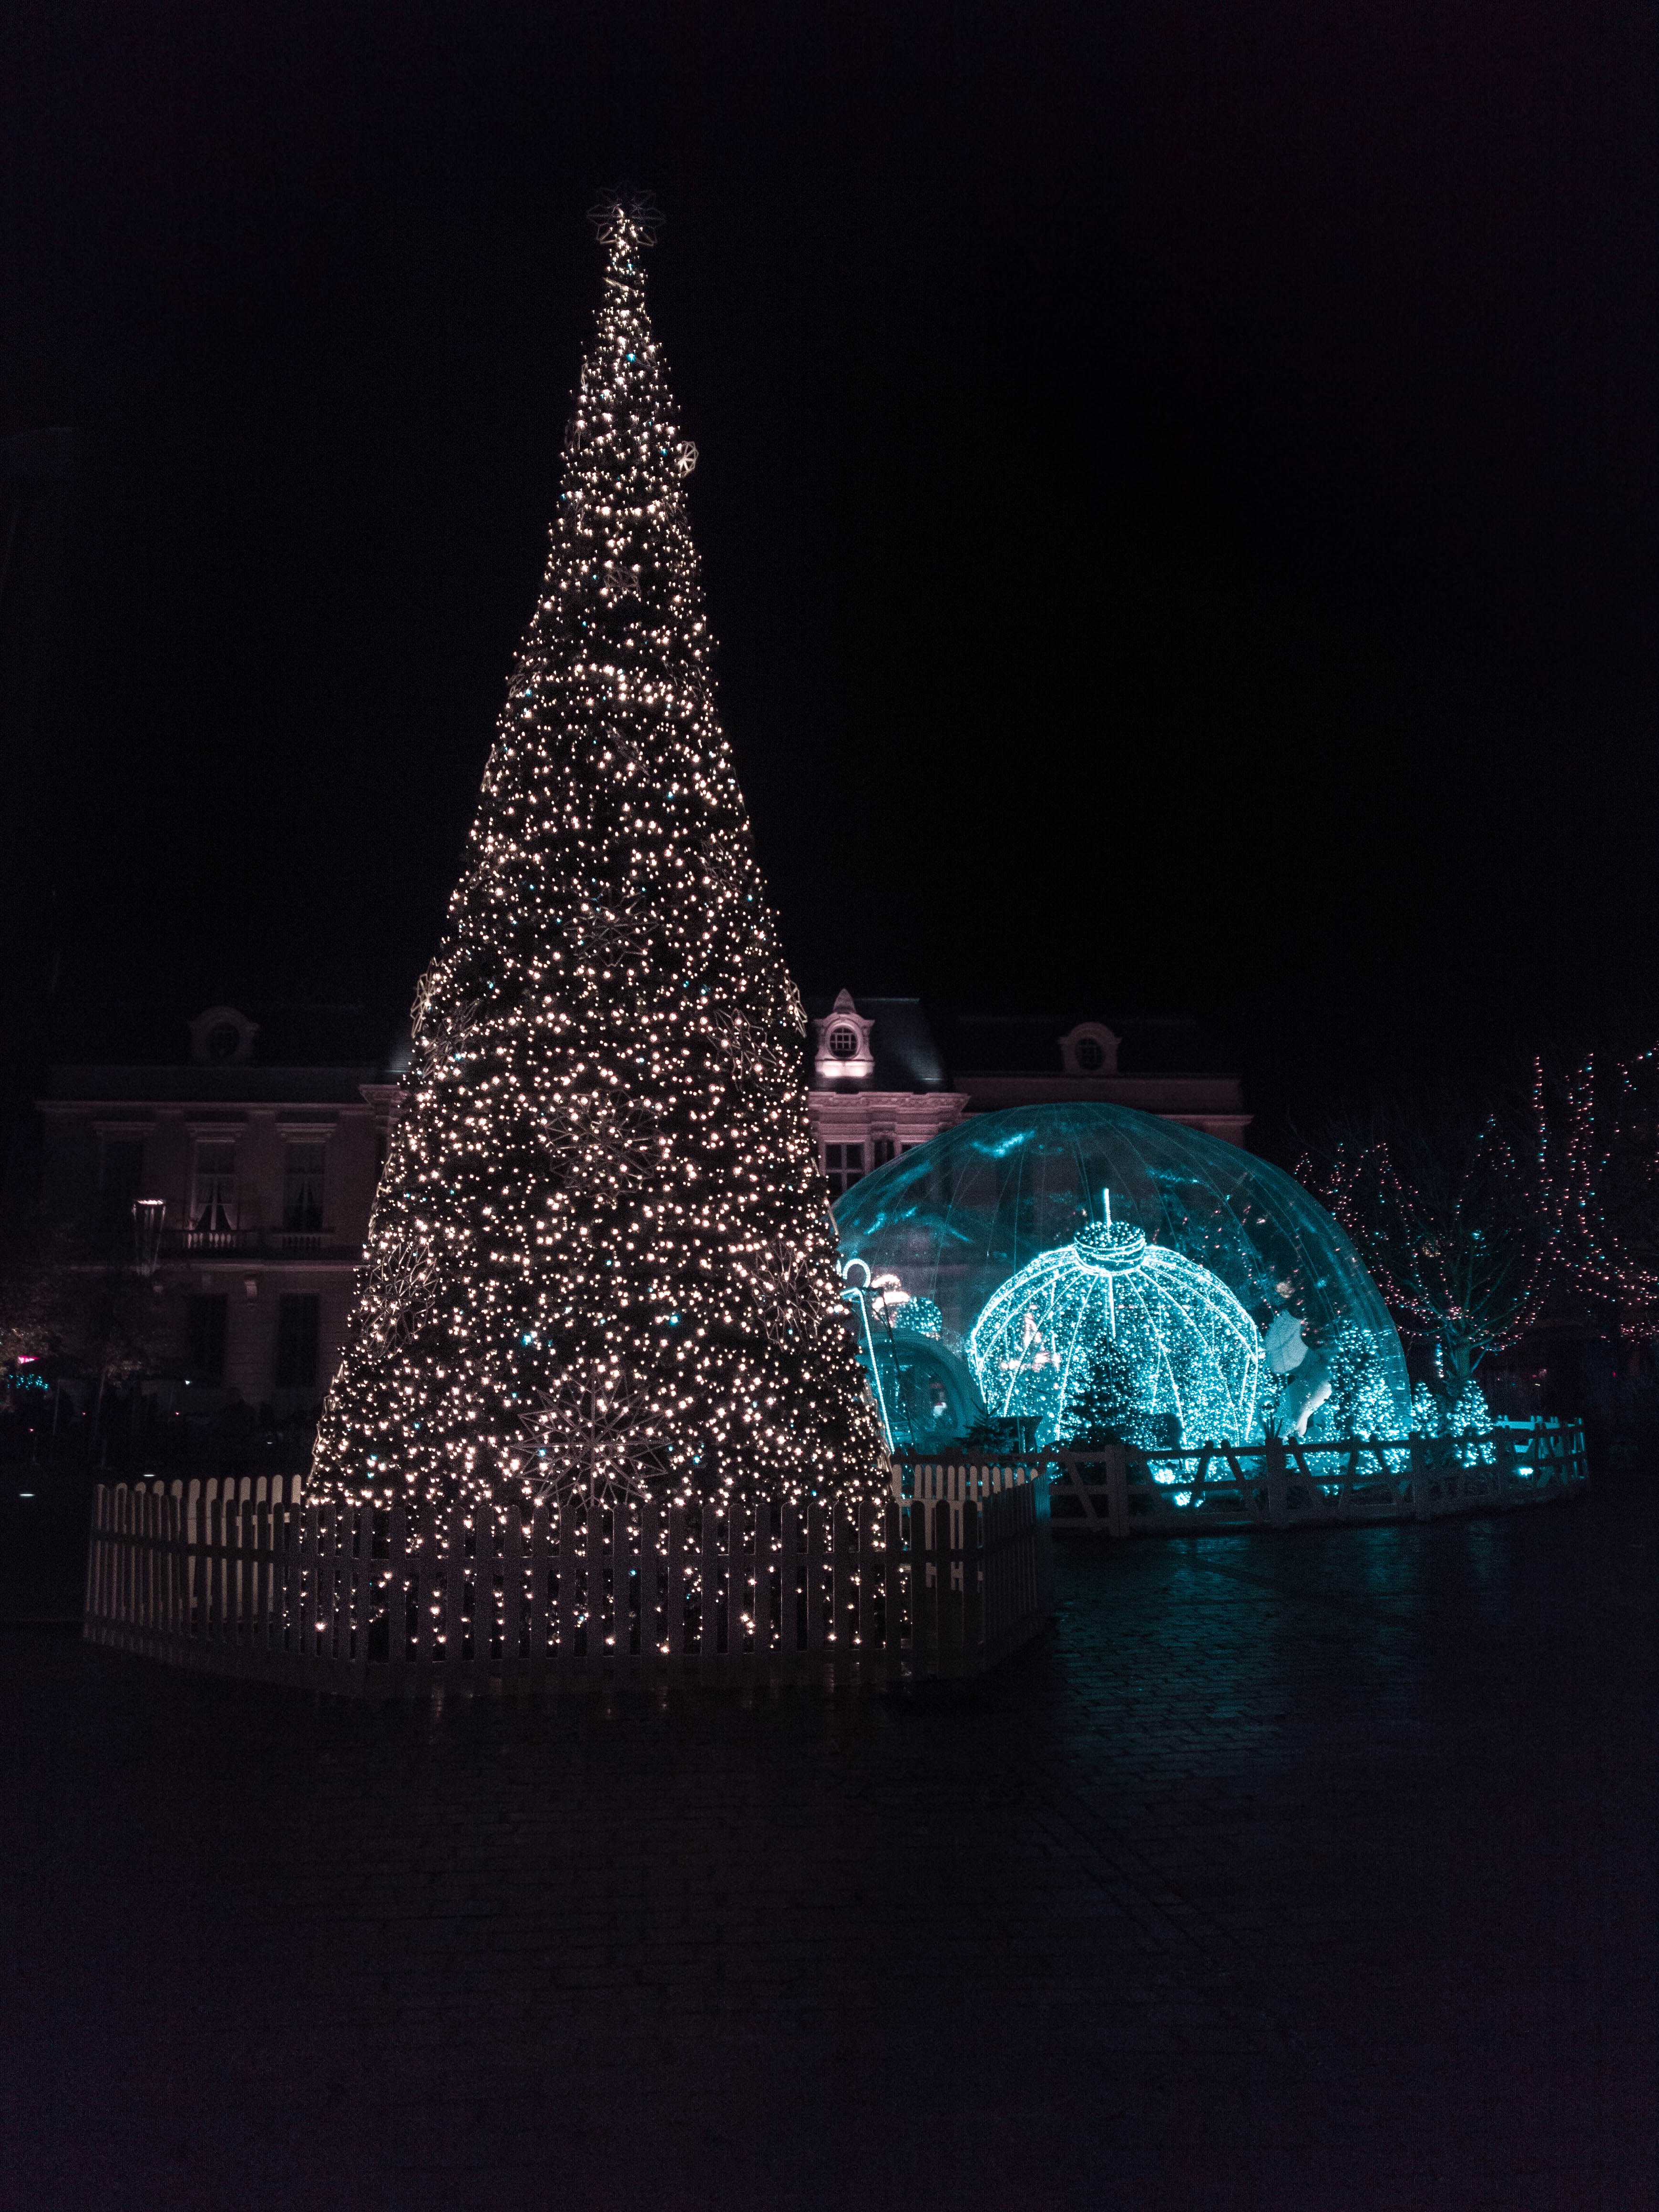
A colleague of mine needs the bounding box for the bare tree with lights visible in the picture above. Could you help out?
[310,189,882,1511]
[1299,1100,1551,1403]
[1536,1045,1659,1352]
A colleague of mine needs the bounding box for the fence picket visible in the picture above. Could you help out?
[202,1487,221,1653]
[118,1484,133,1639]
[239,1490,257,1662]
[350,1507,373,1693]
[147,1486,164,1651]
[277,1494,298,1684]
[828,1502,851,1688]
[610,1502,631,1680]
[320,1505,344,1689]
[159,1485,177,1655]
[938,1498,963,1677]
[148,1477,164,1654]
[413,1512,436,1698]
[105,1486,121,1640]
[231,1495,249,1669]
[469,1510,493,1691]
[219,1489,236,1662]
[667,1503,687,1675]
[559,1495,579,1681]
[129,1486,144,1649]
[962,1497,983,1665]
[441,1506,466,1693]
[593,1495,610,1681]
[296,1504,318,1679]
[526,1504,549,1694]
[500,1509,522,1697]
[748,1495,770,1683]
[881,1500,903,1683]
[113,1485,129,1641]
[638,1503,660,1681]
[105,1483,120,1637]
[805,1503,826,1680]
[778,1500,799,1687]
[309,1500,328,1682]
[386,1505,409,1692]
[250,1492,270,1662]
[252,1491,271,1668]
[133,1487,150,1650]
[856,1501,878,1687]
[339,1504,360,1690]
[299,1500,319,1678]
[83,1486,103,1635]
[128,1485,142,1643]
[699,1503,720,1687]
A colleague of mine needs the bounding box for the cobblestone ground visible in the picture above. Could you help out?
[3,1476,1652,2212]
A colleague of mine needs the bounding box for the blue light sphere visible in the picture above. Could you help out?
[966,1217,1263,1448]
[831,1102,1410,1452]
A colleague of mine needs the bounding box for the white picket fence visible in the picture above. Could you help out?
[82,1462,1054,1695]
[1050,1418,1589,1537]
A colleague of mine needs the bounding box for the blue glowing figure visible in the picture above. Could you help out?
[964,1201,1264,1449]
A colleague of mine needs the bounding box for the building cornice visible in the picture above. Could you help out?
[954,1073,1245,1110]
[39,1093,378,1116]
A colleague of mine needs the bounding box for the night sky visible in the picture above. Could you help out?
[4,3,1653,1136]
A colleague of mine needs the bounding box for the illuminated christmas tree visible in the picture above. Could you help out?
[310,189,884,1512]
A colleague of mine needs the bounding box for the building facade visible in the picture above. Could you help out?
[33,993,1246,1413]
[805,990,1248,1197]
[36,1003,401,1419]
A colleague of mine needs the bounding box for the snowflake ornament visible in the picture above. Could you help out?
[697,833,746,902]
[537,1095,661,1197]
[553,881,653,959]
[359,1233,440,1352]
[779,978,809,1038]
[747,1239,838,1348]
[410,1000,481,1079]
[518,1371,671,1508]
[707,1006,785,1086]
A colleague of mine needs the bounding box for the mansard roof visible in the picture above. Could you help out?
[802,994,952,1093]
[933,1009,1239,1078]
[41,999,408,1101]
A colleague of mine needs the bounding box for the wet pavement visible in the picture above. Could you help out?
[3,1475,1652,2211]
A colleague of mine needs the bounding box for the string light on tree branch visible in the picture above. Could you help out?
[310,192,883,1513]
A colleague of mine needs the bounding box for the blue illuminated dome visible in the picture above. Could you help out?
[968,1215,1263,1448]
[832,1103,1410,1453]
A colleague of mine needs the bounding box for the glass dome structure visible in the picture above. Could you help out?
[832,1103,1410,1455]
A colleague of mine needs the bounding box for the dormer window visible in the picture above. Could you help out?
[812,989,876,1083]
[1058,1022,1120,1077]
[187,1004,259,1066]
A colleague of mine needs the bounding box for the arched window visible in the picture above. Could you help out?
[829,1026,858,1058]
[1075,1036,1105,1072]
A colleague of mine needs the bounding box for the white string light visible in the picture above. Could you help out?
[310,195,884,1513]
